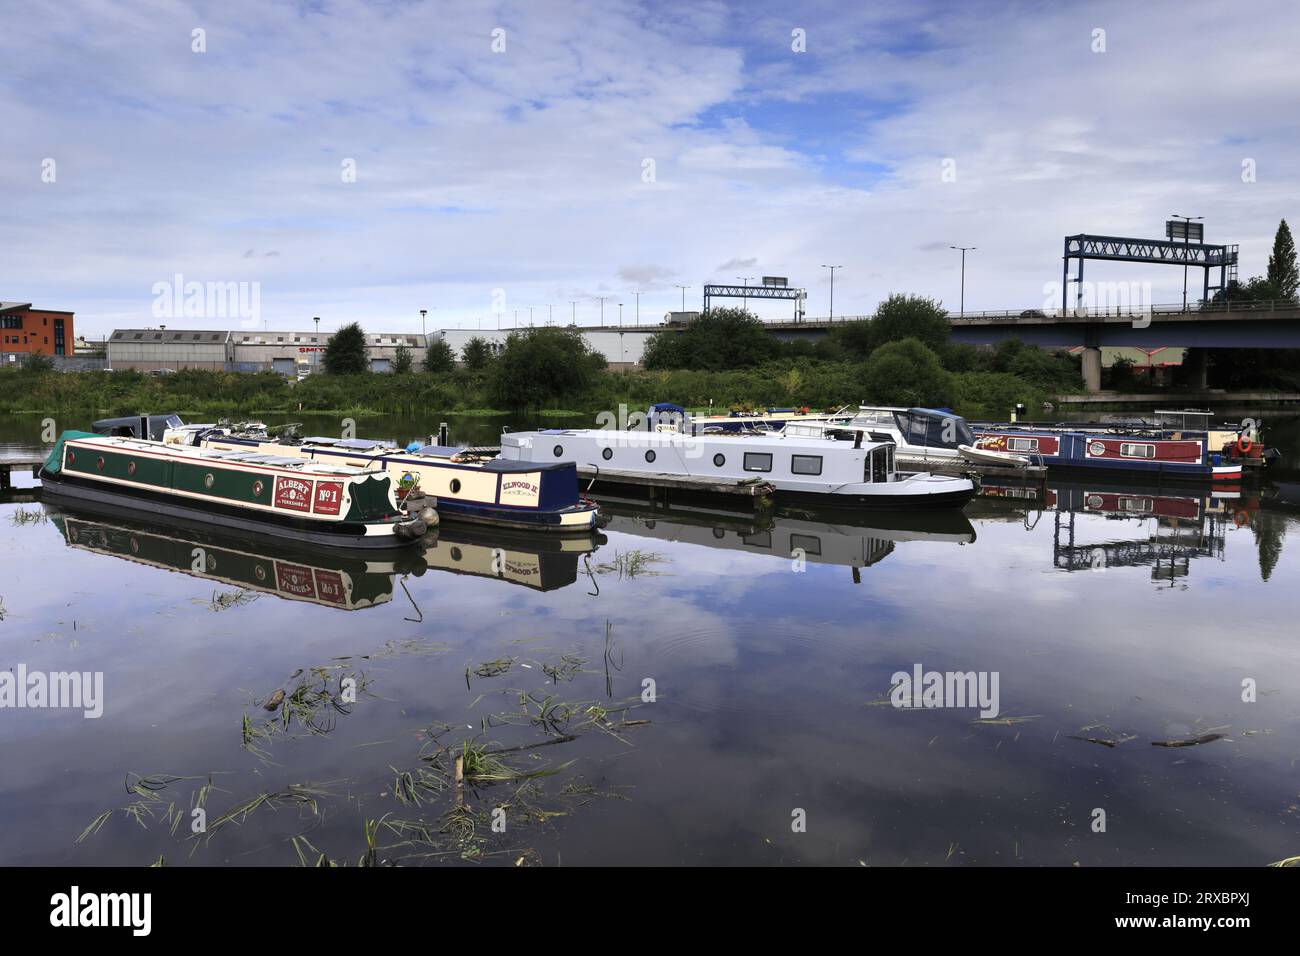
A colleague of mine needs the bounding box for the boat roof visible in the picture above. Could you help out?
[69,435,373,476]
[507,428,893,454]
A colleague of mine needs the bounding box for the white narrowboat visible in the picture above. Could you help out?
[498,428,975,509]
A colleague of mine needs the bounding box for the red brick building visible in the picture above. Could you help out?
[0,302,75,364]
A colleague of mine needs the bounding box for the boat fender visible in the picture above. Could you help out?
[419,506,439,527]
[1233,510,1248,528]
[396,518,428,540]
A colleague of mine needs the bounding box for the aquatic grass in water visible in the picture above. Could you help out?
[592,549,667,580]
[8,506,46,526]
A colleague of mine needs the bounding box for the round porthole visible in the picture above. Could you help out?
[252,479,264,497]
[67,450,76,465]
[713,453,725,467]
[645,450,657,463]
[1088,440,1105,456]
[127,461,137,476]
[96,456,105,470]
[204,472,215,489]
[553,445,564,458]
[712,528,726,539]
[450,547,463,562]
[450,478,461,494]
[1086,494,1103,510]
[254,565,267,582]
[129,537,140,554]
[602,447,613,461]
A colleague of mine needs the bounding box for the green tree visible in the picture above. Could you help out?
[868,293,950,353]
[489,326,606,409]
[462,336,495,372]
[422,338,455,374]
[1266,219,1298,302]
[322,322,368,374]
[859,338,955,407]
[641,308,778,371]
[824,319,875,361]
[23,353,56,373]
[391,345,413,374]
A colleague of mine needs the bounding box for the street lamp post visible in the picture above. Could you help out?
[736,276,753,311]
[632,291,643,326]
[597,296,607,326]
[618,303,624,326]
[1171,214,1202,311]
[674,284,690,311]
[820,265,841,321]
[949,247,975,318]
[314,316,320,371]
[570,300,577,325]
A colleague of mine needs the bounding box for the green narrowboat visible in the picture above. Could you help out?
[39,431,427,549]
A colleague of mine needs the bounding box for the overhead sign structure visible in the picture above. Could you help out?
[1166,220,1205,243]
[703,282,807,321]
[1061,232,1238,312]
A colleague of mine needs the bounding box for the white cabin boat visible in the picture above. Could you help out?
[498,428,975,509]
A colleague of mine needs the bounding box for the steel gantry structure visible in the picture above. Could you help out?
[702,283,808,321]
[1062,234,1238,312]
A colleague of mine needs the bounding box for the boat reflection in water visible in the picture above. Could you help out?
[422,525,605,591]
[974,479,1260,584]
[598,497,975,581]
[47,503,606,609]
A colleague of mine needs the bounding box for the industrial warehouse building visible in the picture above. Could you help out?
[107,329,427,373]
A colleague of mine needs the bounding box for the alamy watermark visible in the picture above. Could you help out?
[890,663,1000,718]
[152,273,261,328]
[0,665,103,718]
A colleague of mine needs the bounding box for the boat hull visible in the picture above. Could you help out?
[40,470,417,550]
[198,435,601,534]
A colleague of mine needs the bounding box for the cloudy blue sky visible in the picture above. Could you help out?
[3,0,1297,337]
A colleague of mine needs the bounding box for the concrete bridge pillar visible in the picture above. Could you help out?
[1185,349,1208,389]
[1082,346,1102,393]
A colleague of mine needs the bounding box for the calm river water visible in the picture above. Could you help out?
[1,412,1298,865]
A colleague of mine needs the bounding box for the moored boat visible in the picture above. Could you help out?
[173,422,602,534]
[40,430,427,549]
[969,425,1243,481]
[497,428,976,509]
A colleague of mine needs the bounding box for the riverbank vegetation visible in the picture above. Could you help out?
[0,298,1080,421]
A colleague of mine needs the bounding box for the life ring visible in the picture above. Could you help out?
[1233,510,1248,528]
[1238,435,1254,454]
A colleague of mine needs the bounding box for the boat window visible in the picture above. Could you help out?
[645,450,657,463]
[1120,443,1156,459]
[742,532,772,548]
[1119,497,1153,512]
[869,449,889,483]
[450,479,461,493]
[896,411,973,448]
[1008,437,1040,452]
[791,454,822,476]
[602,447,613,460]
[790,533,822,556]
[553,445,564,457]
[743,452,772,473]
[713,453,725,467]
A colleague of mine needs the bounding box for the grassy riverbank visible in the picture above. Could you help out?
[0,359,1068,423]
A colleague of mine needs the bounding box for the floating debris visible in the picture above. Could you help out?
[263,689,285,712]
[1151,732,1228,748]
